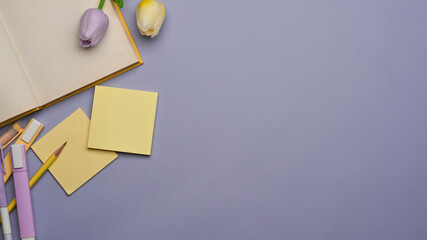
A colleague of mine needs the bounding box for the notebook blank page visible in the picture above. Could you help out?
[0,0,140,105]
[0,17,38,123]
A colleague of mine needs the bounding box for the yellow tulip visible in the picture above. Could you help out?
[136,0,166,38]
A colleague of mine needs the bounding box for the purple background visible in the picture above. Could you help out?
[2,0,427,239]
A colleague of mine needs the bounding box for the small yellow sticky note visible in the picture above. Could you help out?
[88,86,158,155]
[31,108,118,195]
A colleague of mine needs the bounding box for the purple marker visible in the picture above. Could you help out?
[0,143,12,240]
[11,144,35,240]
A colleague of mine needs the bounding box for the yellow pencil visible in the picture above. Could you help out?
[0,142,66,223]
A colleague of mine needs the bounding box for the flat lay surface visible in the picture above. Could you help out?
[1,0,427,239]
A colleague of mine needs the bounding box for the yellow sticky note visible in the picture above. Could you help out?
[88,86,158,155]
[31,108,118,195]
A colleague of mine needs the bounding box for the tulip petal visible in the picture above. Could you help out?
[80,40,92,47]
[91,13,109,46]
[151,2,166,38]
[136,0,166,38]
[79,8,109,47]
[140,0,159,31]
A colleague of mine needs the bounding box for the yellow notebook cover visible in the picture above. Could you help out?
[0,0,142,128]
[32,108,118,195]
[88,86,158,155]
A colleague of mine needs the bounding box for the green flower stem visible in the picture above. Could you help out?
[98,0,105,10]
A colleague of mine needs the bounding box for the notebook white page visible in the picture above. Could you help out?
[0,0,140,105]
[0,17,39,123]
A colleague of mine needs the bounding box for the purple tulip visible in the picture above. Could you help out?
[78,8,109,48]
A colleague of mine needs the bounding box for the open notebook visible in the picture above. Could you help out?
[0,0,142,127]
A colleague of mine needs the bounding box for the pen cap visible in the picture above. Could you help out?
[11,144,27,172]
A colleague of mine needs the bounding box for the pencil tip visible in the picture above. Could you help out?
[54,142,67,156]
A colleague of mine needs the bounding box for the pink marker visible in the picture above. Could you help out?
[11,144,36,240]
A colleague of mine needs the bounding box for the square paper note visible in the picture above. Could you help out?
[88,86,158,155]
[31,108,118,195]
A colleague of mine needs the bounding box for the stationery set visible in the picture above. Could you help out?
[0,120,66,240]
[0,0,160,238]
[0,85,159,238]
